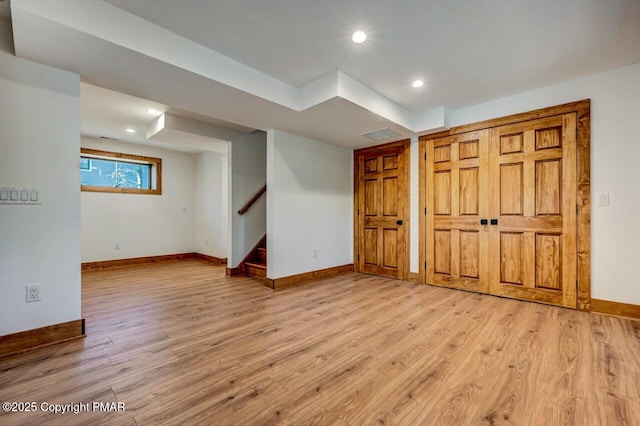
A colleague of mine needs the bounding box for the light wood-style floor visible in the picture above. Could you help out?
[1,260,639,425]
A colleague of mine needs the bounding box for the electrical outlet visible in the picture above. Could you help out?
[26,284,41,303]
[115,242,120,250]
[313,248,318,258]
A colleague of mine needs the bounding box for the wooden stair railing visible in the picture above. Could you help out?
[237,184,266,215]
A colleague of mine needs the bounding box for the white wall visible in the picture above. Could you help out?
[0,51,82,335]
[81,137,196,262]
[409,62,640,305]
[266,129,353,279]
[228,131,267,267]
[194,150,228,259]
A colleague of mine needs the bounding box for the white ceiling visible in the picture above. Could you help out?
[81,83,251,153]
[8,0,640,149]
[81,83,169,145]
[102,0,640,111]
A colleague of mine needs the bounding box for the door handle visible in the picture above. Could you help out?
[480,219,488,225]
[490,219,498,225]
[396,220,403,225]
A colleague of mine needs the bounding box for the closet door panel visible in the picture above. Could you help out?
[426,130,490,293]
[489,114,577,308]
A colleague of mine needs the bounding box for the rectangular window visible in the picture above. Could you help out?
[80,148,162,195]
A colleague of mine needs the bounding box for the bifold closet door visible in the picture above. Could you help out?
[488,113,577,308]
[426,130,490,293]
[425,113,578,308]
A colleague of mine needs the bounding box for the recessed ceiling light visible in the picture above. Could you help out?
[412,80,424,88]
[352,30,367,44]
[147,108,161,115]
[125,128,136,133]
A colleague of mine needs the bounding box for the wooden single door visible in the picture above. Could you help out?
[426,130,490,293]
[355,141,409,279]
[488,114,577,308]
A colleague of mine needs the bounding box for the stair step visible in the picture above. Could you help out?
[256,247,267,263]
[245,262,266,278]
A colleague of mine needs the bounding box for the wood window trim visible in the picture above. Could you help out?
[419,99,591,311]
[80,148,162,195]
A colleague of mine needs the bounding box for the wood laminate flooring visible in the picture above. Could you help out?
[1,259,639,425]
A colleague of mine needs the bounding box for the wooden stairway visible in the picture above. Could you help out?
[235,185,267,280]
[244,239,266,279]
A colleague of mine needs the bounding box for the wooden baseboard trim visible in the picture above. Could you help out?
[82,253,194,270]
[226,267,242,276]
[82,253,226,270]
[591,299,640,320]
[265,264,354,290]
[194,253,227,266]
[0,319,85,358]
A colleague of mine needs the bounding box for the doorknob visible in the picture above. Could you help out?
[396,220,403,225]
[480,219,488,225]
[490,219,498,225]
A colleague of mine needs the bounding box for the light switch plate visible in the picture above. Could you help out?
[598,193,610,207]
[0,187,41,205]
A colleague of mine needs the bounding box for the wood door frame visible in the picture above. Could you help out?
[354,139,411,280]
[419,99,591,311]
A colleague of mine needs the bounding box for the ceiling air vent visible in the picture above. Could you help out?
[99,136,120,141]
[362,128,401,141]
